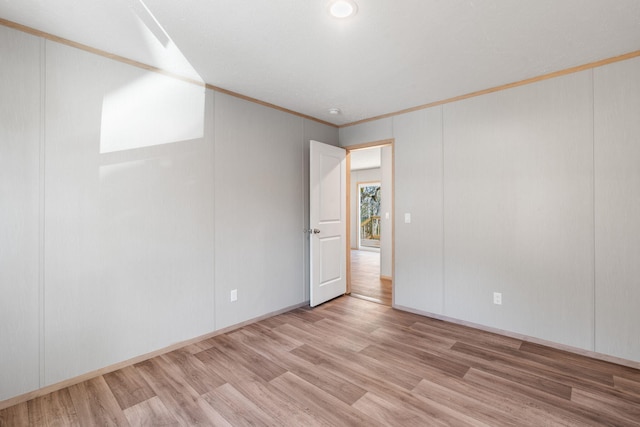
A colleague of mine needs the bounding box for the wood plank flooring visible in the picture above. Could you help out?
[350,249,392,305]
[2,296,640,426]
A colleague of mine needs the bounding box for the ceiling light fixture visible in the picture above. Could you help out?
[328,0,358,19]
[329,108,341,115]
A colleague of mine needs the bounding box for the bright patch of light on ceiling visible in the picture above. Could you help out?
[126,0,202,82]
[100,0,205,153]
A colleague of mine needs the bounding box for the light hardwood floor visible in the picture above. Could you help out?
[2,296,640,426]
[350,249,392,306]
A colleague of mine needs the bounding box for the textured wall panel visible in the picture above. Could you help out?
[380,146,393,278]
[594,57,640,361]
[44,41,215,385]
[393,108,444,314]
[214,92,304,329]
[340,117,393,147]
[443,72,594,350]
[0,26,41,401]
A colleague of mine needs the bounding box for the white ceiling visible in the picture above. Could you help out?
[351,147,381,170]
[1,0,639,126]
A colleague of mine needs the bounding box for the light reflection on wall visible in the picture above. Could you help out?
[100,73,205,153]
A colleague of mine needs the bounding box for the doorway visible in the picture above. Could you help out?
[346,140,393,306]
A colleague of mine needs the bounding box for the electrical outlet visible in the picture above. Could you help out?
[493,292,502,305]
[230,289,238,302]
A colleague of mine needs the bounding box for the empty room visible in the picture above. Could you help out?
[1,1,640,425]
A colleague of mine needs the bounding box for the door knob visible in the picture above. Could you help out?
[313,228,321,234]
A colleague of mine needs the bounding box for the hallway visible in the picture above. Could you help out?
[350,249,391,305]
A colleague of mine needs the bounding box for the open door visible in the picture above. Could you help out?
[309,140,346,307]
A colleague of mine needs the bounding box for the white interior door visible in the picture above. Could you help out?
[310,140,346,307]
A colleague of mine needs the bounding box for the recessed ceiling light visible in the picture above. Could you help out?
[328,0,358,19]
[329,108,341,115]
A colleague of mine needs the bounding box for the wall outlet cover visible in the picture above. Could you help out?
[493,292,502,305]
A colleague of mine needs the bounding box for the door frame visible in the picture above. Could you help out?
[345,139,395,303]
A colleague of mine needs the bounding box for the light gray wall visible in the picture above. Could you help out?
[0,25,338,401]
[43,41,217,386]
[213,92,303,330]
[391,108,444,314]
[340,117,393,146]
[594,57,640,362]
[443,72,594,350]
[340,58,640,362]
[0,26,41,400]
[379,146,393,278]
